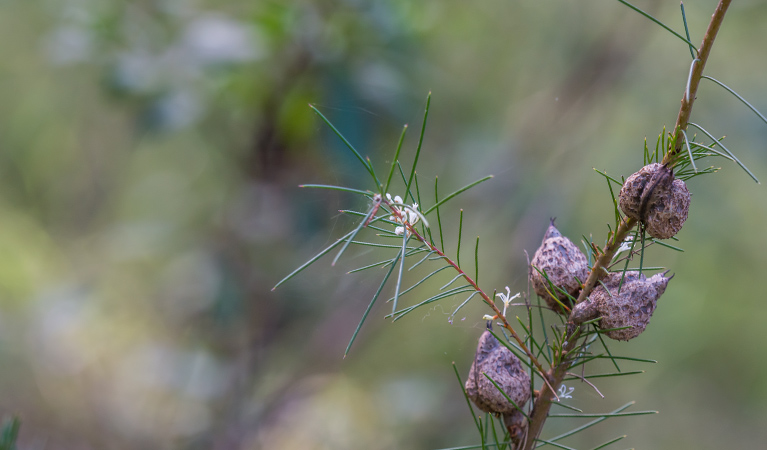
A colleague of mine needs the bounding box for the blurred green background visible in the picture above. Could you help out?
[1,0,766,448]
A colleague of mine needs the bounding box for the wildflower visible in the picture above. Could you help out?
[557,384,574,400]
[616,235,635,254]
[496,286,521,317]
[386,193,420,236]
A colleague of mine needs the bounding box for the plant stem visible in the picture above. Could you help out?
[665,0,732,166]
[523,2,731,448]
[384,198,551,383]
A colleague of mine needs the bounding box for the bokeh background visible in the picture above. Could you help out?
[1,0,766,448]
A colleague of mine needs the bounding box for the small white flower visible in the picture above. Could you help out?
[617,235,635,254]
[496,286,521,317]
[557,384,574,400]
[386,193,420,236]
[482,314,496,321]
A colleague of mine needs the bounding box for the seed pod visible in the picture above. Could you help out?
[530,221,589,313]
[465,331,531,414]
[618,163,691,239]
[573,271,671,341]
[503,409,528,446]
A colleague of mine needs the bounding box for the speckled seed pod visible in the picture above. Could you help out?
[618,163,691,239]
[530,221,589,313]
[571,271,671,341]
[465,331,531,414]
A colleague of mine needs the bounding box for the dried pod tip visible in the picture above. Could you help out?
[530,222,588,314]
[465,331,531,415]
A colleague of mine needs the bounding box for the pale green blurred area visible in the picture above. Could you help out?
[1,0,767,448]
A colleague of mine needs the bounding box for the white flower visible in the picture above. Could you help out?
[496,286,521,317]
[617,235,635,254]
[482,314,496,321]
[557,384,574,400]
[386,193,420,236]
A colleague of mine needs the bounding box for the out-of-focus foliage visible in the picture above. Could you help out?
[1,0,767,448]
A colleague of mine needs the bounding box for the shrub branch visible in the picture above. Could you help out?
[521,1,732,447]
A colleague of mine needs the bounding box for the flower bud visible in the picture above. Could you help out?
[465,331,531,414]
[530,221,588,313]
[618,163,691,239]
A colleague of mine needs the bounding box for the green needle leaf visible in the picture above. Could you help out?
[392,231,409,315]
[457,209,464,267]
[590,435,627,450]
[424,175,494,215]
[385,124,408,194]
[680,130,697,173]
[702,76,767,128]
[309,104,379,186]
[688,122,759,183]
[332,207,377,266]
[405,92,431,202]
[548,410,656,418]
[615,0,698,54]
[345,252,400,357]
[272,229,355,290]
[435,176,446,250]
[453,362,482,434]
[539,402,636,446]
[0,417,20,450]
[300,184,373,197]
[680,2,695,59]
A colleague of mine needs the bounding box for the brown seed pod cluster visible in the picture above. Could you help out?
[618,163,691,239]
[530,221,588,313]
[571,271,671,341]
[465,331,531,414]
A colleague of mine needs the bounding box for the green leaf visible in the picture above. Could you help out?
[615,0,697,55]
[389,265,453,300]
[435,176,446,250]
[385,124,408,194]
[591,435,627,450]
[680,130,698,174]
[392,231,409,315]
[457,209,464,267]
[533,439,577,450]
[272,229,356,290]
[688,122,759,183]
[299,184,373,197]
[452,362,482,434]
[390,286,475,321]
[563,370,644,380]
[406,92,431,203]
[702,75,767,128]
[0,416,20,450]
[538,402,636,447]
[548,410,656,418]
[451,291,482,319]
[423,175,494,215]
[309,105,380,187]
[345,252,400,357]
[680,2,695,59]
[332,206,378,266]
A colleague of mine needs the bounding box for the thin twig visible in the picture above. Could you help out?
[566,372,605,398]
